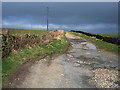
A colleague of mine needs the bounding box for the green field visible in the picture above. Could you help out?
[2,28,48,36]
[72,32,119,54]
[95,33,120,38]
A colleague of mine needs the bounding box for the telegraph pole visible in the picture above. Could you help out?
[31,24,32,30]
[47,7,49,31]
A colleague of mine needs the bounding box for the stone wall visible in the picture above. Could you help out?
[2,30,65,58]
[71,30,120,45]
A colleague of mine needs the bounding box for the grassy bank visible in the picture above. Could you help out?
[2,29,69,86]
[2,36,69,86]
[72,32,119,53]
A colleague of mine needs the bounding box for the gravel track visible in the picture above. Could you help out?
[9,32,119,88]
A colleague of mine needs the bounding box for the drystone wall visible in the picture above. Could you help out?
[71,30,120,45]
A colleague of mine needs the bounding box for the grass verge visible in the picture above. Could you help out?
[72,32,119,54]
[2,35,69,86]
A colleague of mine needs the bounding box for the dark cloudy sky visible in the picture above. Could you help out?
[2,2,118,34]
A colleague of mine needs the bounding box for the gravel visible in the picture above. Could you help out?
[89,68,119,88]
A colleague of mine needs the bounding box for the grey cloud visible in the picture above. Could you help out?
[2,2,118,34]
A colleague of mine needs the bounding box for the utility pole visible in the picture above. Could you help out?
[47,7,49,31]
[31,24,32,30]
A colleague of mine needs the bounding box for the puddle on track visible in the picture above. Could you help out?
[56,34,118,88]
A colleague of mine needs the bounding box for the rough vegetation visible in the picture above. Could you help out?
[2,29,66,58]
[2,29,69,86]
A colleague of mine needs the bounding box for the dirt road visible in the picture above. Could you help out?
[9,32,118,88]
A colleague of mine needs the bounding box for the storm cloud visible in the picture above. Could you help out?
[2,2,118,34]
